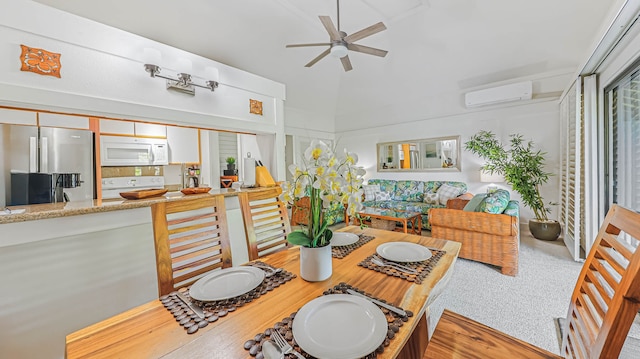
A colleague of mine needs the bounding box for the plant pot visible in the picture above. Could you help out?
[529,219,562,241]
[299,245,332,282]
[227,164,236,171]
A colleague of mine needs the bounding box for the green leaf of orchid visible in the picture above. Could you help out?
[286,231,312,247]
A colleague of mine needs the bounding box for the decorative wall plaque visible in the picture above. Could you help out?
[20,44,61,78]
[249,99,263,115]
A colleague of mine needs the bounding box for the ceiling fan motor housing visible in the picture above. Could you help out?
[331,43,349,58]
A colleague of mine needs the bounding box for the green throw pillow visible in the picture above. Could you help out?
[478,189,510,214]
[463,193,488,212]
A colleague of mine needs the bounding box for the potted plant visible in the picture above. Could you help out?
[225,157,236,171]
[465,130,561,240]
[281,140,365,281]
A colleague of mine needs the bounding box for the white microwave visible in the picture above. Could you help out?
[100,136,169,166]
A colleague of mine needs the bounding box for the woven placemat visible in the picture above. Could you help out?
[331,234,375,259]
[160,262,296,335]
[358,249,445,284]
[243,282,413,358]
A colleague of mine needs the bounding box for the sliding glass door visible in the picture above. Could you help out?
[605,66,640,214]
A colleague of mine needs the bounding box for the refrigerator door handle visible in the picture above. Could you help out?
[40,136,48,173]
[29,136,38,172]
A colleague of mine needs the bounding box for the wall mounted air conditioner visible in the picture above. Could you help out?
[464,81,532,108]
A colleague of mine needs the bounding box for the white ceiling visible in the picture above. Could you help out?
[32,0,617,129]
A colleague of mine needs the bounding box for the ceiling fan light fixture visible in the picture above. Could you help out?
[330,44,348,58]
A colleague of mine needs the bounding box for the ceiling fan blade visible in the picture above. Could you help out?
[305,48,331,67]
[341,55,353,72]
[346,43,388,57]
[319,16,341,41]
[343,22,386,43]
[286,43,331,48]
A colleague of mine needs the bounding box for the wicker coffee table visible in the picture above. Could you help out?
[355,207,422,235]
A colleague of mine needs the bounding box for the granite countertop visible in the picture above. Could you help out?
[0,187,273,224]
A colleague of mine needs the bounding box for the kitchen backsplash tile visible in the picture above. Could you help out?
[101,166,163,178]
[164,184,181,192]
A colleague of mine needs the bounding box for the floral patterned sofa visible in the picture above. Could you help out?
[362,179,469,230]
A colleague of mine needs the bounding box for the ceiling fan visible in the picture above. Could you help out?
[285,0,388,72]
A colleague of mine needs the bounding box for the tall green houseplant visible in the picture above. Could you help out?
[465,130,553,222]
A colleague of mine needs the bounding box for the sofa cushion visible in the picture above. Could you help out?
[374,191,391,201]
[367,179,396,195]
[478,189,510,214]
[423,181,441,194]
[363,184,380,201]
[437,181,468,194]
[424,192,439,204]
[392,180,425,202]
[463,193,488,212]
[503,200,520,217]
[437,183,465,205]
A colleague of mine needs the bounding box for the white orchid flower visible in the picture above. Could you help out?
[284,140,366,248]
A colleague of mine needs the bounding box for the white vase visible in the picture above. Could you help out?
[299,245,332,282]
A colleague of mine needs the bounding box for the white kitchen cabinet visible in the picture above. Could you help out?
[0,108,37,126]
[167,126,199,163]
[99,119,134,135]
[39,113,90,129]
[135,122,166,138]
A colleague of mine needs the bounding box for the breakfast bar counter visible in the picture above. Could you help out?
[0,187,270,225]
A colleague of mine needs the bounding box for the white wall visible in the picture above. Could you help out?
[284,106,335,140]
[335,100,561,223]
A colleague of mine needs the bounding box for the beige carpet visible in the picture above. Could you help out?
[429,230,582,354]
[428,229,640,355]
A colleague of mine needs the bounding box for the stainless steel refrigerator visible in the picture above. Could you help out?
[1,124,95,206]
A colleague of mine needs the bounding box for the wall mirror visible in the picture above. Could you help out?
[376,136,461,172]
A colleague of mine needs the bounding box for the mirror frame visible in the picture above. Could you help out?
[376,135,461,172]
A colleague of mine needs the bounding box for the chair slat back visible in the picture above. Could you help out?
[151,195,232,296]
[238,187,291,261]
[561,205,640,358]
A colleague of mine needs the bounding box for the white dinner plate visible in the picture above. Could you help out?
[292,294,388,359]
[189,266,265,301]
[376,242,432,262]
[331,232,360,247]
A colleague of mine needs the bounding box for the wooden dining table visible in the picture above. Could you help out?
[65,226,461,359]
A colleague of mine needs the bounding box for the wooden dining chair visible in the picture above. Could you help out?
[425,204,640,359]
[238,187,292,261]
[151,195,232,296]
